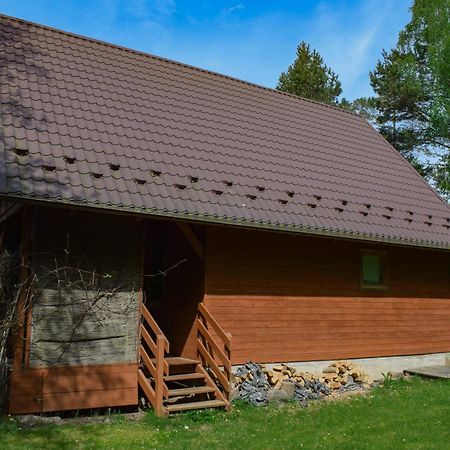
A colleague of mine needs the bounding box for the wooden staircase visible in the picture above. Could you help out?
[138,302,232,417]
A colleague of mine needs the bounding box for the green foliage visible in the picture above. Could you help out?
[433,152,450,195]
[277,42,342,104]
[339,96,378,121]
[403,0,450,140]
[365,0,450,199]
[0,416,18,434]
[1,378,449,449]
[277,4,449,199]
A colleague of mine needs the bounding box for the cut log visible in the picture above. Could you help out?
[328,381,342,390]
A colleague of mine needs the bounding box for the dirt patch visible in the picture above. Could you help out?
[15,410,145,429]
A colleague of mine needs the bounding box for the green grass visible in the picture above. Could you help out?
[1,377,449,449]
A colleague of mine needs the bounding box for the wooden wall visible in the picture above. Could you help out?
[8,207,143,414]
[143,221,204,359]
[204,226,450,364]
[30,209,142,367]
[9,363,137,414]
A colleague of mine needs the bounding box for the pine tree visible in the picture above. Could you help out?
[276,42,342,105]
[368,0,449,198]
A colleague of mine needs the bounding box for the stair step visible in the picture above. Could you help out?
[165,373,205,382]
[166,399,226,413]
[168,386,216,397]
[152,357,199,366]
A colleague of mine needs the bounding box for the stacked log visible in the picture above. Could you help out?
[234,361,371,392]
[262,364,318,389]
[321,361,371,390]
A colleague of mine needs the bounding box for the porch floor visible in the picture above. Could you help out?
[404,365,450,379]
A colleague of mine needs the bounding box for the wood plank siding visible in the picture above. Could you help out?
[9,363,137,414]
[204,226,450,364]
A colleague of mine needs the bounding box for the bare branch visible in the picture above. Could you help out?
[143,258,187,277]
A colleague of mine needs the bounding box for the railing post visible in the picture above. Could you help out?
[225,332,232,400]
[197,310,210,361]
[196,303,232,405]
[155,335,165,417]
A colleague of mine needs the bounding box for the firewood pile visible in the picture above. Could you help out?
[320,360,371,390]
[233,361,372,406]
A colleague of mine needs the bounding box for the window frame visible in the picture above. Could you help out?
[360,249,388,290]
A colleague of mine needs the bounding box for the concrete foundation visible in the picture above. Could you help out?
[237,353,450,380]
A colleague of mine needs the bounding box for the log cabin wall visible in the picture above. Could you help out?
[9,207,143,413]
[30,208,142,367]
[204,226,450,365]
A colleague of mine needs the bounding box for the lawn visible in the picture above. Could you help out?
[0,377,449,450]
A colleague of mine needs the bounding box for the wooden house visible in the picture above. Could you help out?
[0,15,449,416]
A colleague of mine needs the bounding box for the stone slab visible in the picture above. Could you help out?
[404,366,450,379]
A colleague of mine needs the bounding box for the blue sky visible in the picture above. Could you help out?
[0,0,412,100]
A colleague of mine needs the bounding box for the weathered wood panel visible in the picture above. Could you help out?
[204,226,450,364]
[9,363,138,414]
[29,209,143,367]
[42,387,137,412]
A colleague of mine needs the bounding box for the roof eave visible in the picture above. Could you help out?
[1,193,449,251]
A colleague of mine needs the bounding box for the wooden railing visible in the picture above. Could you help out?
[138,303,170,417]
[196,303,232,405]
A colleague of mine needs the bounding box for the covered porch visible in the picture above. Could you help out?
[2,205,232,416]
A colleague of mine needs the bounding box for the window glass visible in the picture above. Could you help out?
[361,253,385,287]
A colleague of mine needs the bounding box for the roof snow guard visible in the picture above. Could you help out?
[0,15,449,250]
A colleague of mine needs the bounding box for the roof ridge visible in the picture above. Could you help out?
[0,13,361,118]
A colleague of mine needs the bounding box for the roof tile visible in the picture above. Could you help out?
[0,15,449,249]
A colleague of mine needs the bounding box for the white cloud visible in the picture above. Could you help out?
[227,4,245,14]
[301,0,410,99]
[342,27,378,89]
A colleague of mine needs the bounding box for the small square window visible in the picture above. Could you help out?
[361,252,387,289]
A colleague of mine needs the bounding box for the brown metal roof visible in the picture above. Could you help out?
[0,14,449,249]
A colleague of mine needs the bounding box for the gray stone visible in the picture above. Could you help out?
[294,385,321,402]
[338,382,366,393]
[17,415,63,429]
[280,381,295,399]
[230,387,239,401]
[234,362,269,406]
[267,389,289,402]
[387,371,404,379]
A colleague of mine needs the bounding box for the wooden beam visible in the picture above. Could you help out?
[177,222,204,261]
[12,206,33,370]
[0,225,4,252]
[0,203,22,226]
